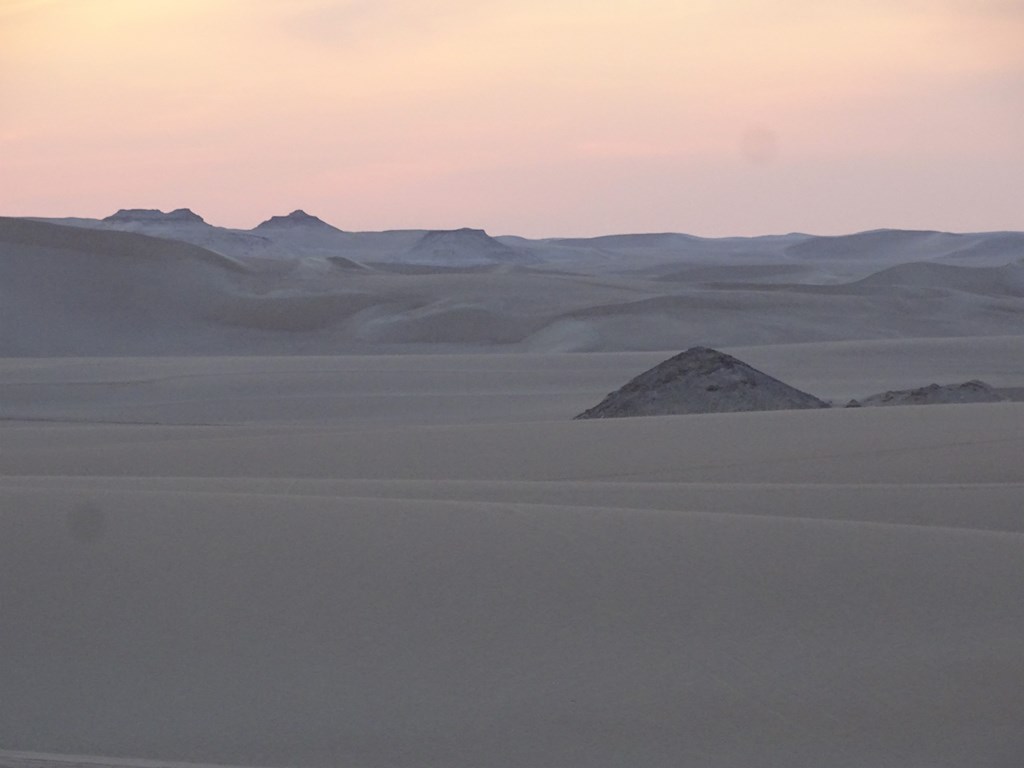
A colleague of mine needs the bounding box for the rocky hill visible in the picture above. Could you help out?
[575,347,831,418]
[850,380,1007,407]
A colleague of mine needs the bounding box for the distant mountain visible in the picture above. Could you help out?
[91,209,364,267]
[96,208,278,263]
[249,210,364,269]
[254,210,341,232]
[575,347,831,418]
[104,208,206,225]
[16,210,1024,280]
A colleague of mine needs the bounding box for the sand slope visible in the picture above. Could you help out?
[4,213,1024,766]
[3,485,1023,768]
[2,343,1023,767]
[5,217,1024,355]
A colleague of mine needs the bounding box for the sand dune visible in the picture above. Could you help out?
[0,219,249,355]
[3,213,1024,766]
[0,217,246,271]
[401,228,529,266]
[2,365,1023,767]
[4,399,1021,484]
[5,484,1022,768]
[8,216,1024,354]
[850,260,1024,296]
[785,227,1024,266]
[3,348,1023,766]
[4,475,1023,534]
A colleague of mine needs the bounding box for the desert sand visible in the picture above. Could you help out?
[2,213,1023,767]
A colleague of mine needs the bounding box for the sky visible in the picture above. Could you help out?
[1,0,1022,237]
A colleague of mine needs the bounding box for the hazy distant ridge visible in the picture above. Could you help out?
[4,212,1024,356]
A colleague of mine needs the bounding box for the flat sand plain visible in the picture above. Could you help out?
[2,337,1023,768]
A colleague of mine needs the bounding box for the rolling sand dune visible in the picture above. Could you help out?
[3,215,1024,767]
[784,228,1024,266]
[0,217,246,271]
[6,217,1024,355]
[850,260,1024,296]
[0,219,249,356]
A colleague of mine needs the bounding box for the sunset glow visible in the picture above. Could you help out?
[2,0,1021,235]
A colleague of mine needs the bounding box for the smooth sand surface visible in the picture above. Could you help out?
[3,340,1024,767]
[3,336,1023,424]
[4,217,1024,766]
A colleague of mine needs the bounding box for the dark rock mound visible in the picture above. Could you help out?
[857,380,1007,407]
[104,208,206,224]
[254,210,340,231]
[575,346,831,419]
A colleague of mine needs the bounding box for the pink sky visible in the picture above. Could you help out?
[1,0,1022,237]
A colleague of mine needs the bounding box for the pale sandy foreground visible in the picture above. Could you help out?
[2,337,1023,768]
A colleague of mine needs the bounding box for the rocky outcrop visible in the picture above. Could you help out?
[254,210,340,231]
[851,380,1006,407]
[575,347,831,419]
[104,208,206,225]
